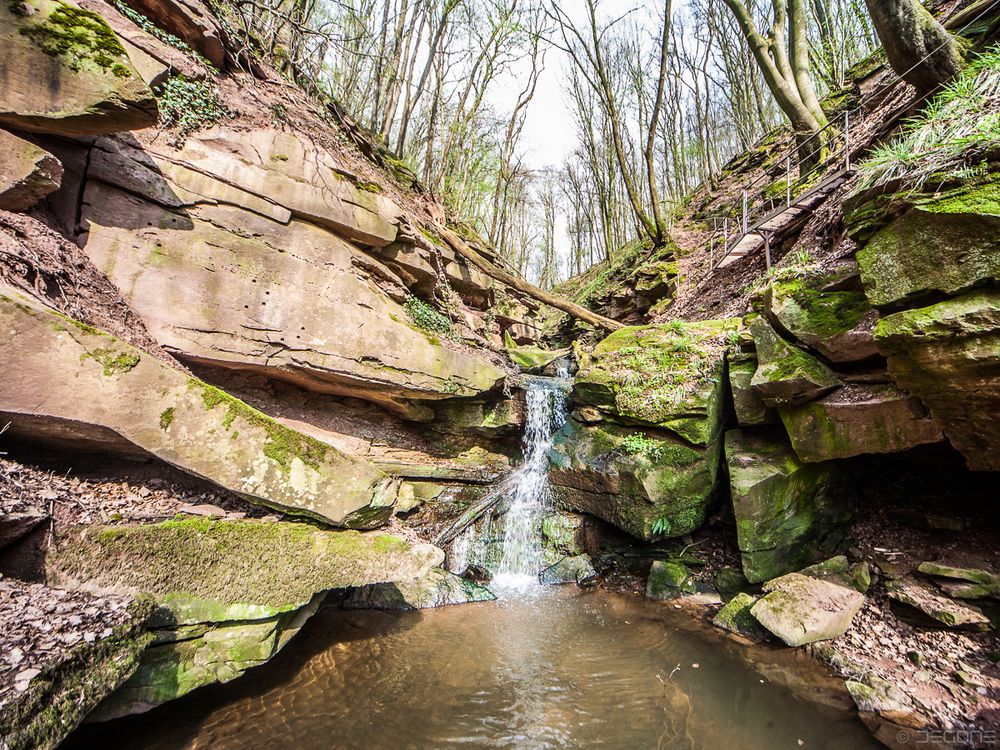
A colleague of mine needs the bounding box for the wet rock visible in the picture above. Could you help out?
[504,331,570,372]
[875,291,1000,471]
[574,319,738,445]
[845,675,927,750]
[539,555,598,586]
[461,564,492,585]
[0,0,157,137]
[750,572,864,646]
[778,384,943,461]
[712,592,769,640]
[551,420,721,541]
[749,317,841,407]
[0,288,398,527]
[646,560,695,600]
[344,567,495,610]
[762,269,880,363]
[540,511,587,559]
[51,519,443,718]
[725,428,854,583]
[0,130,63,211]
[714,566,754,602]
[885,578,990,630]
[853,174,1000,309]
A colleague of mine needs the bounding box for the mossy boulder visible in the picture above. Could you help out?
[0,288,398,527]
[750,571,864,647]
[574,319,739,445]
[540,510,587,560]
[874,291,1000,471]
[0,0,157,136]
[49,518,444,717]
[550,420,721,541]
[646,560,695,600]
[725,429,855,583]
[727,352,775,427]
[853,175,1000,309]
[714,566,754,602]
[344,568,495,610]
[539,554,598,586]
[762,270,879,363]
[778,384,943,462]
[503,330,569,372]
[885,578,990,631]
[712,592,769,640]
[749,317,841,407]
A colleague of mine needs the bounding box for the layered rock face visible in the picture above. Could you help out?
[47,519,444,718]
[0,287,398,527]
[849,174,1000,471]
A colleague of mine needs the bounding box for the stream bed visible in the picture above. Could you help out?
[67,587,880,749]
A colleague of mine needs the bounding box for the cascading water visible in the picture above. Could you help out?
[489,370,569,592]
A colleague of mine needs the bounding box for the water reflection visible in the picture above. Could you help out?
[67,588,879,750]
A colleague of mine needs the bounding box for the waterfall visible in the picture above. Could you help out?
[490,374,569,592]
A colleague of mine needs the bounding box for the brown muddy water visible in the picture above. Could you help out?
[66,587,880,749]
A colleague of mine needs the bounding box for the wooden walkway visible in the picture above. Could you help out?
[714,167,854,269]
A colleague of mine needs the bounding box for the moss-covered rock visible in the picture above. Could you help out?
[0,288,398,526]
[750,571,864,647]
[574,319,739,445]
[714,566,754,602]
[874,290,1000,471]
[854,175,1000,309]
[749,317,841,407]
[344,568,495,610]
[725,429,855,583]
[885,577,990,630]
[778,384,943,462]
[539,554,598,586]
[646,560,695,599]
[0,0,157,136]
[550,420,721,541]
[727,352,775,427]
[763,270,879,363]
[503,331,569,372]
[712,592,769,640]
[49,518,444,717]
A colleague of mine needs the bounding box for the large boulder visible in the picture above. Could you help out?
[725,429,855,583]
[762,268,879,363]
[874,291,1000,471]
[750,571,864,647]
[0,130,63,211]
[0,0,157,136]
[727,352,774,427]
[79,179,505,414]
[47,518,444,717]
[550,420,721,541]
[574,319,738,445]
[778,384,943,462]
[853,175,1000,309]
[0,287,398,527]
[117,0,227,68]
[749,317,841,407]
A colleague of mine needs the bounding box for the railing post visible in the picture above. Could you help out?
[724,218,729,251]
[742,191,748,234]
[709,236,715,270]
[844,112,851,171]
[764,233,772,271]
[786,157,791,207]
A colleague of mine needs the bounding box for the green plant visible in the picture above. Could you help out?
[156,76,231,144]
[651,516,672,536]
[621,432,666,462]
[404,295,453,336]
[271,103,287,123]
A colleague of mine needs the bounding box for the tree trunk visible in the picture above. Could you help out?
[431,223,624,331]
[865,0,964,97]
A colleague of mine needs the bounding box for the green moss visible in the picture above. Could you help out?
[81,347,140,376]
[158,407,175,431]
[193,382,330,473]
[771,277,870,335]
[18,1,131,75]
[355,180,383,194]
